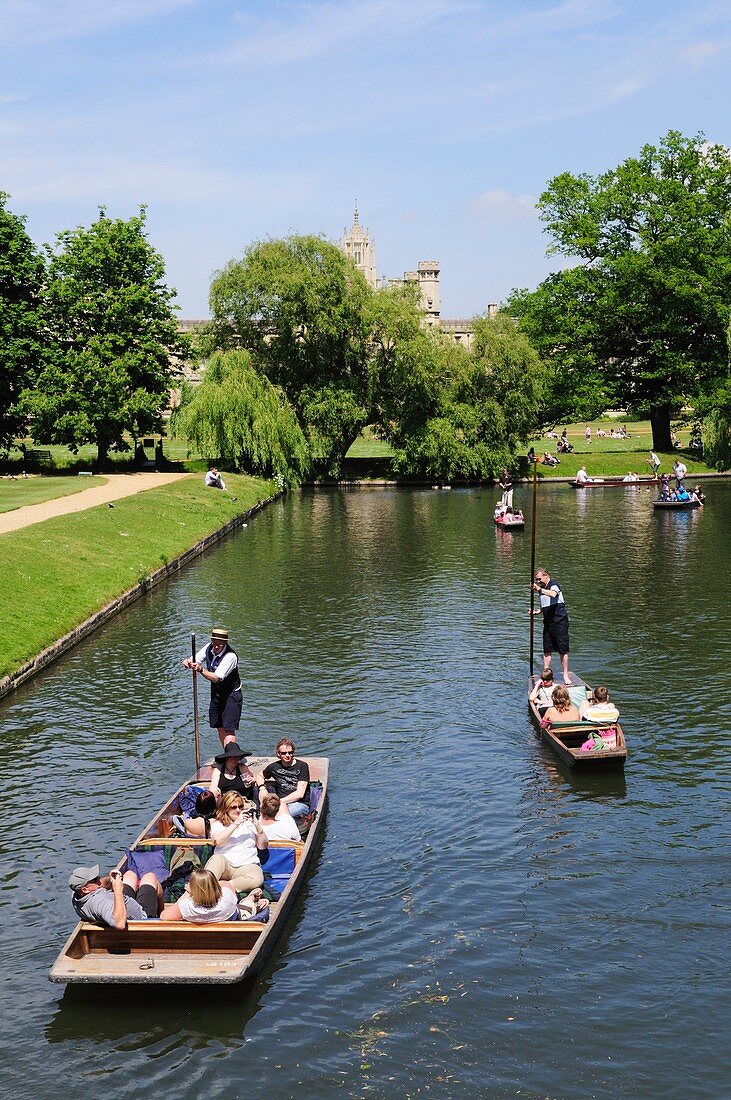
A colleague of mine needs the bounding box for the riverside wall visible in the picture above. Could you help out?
[0,496,278,700]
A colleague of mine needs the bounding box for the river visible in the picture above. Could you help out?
[1,480,729,1099]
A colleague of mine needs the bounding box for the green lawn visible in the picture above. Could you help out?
[528,420,710,479]
[345,420,714,478]
[346,427,395,459]
[0,475,107,513]
[0,473,275,679]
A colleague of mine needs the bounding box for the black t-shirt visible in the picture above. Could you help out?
[263,759,310,805]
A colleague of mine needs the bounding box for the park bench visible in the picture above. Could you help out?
[26,449,53,467]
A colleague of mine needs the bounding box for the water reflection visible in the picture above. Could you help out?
[1,479,730,1099]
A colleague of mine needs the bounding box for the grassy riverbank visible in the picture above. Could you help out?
[0,475,107,513]
[0,474,274,678]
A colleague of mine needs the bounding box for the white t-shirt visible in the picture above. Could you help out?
[576,468,588,483]
[178,888,238,923]
[211,819,260,867]
[262,816,300,842]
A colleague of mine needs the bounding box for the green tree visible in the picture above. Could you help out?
[0,192,45,449]
[209,235,373,475]
[509,131,731,449]
[390,315,548,481]
[20,208,183,466]
[172,349,310,485]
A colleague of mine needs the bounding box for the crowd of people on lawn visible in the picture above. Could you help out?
[69,629,315,930]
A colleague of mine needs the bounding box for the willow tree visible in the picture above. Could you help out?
[173,349,310,485]
[389,315,548,481]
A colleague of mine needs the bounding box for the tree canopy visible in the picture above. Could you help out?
[172,349,310,485]
[508,131,731,449]
[389,315,548,481]
[20,208,183,466]
[0,192,45,449]
[209,235,373,474]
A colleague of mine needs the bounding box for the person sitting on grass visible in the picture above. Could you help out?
[540,685,581,727]
[541,451,559,467]
[579,685,619,724]
[205,466,226,490]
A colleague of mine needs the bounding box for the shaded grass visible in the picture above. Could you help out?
[0,475,107,513]
[9,435,202,472]
[0,473,274,678]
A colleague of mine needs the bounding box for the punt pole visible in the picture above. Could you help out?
[191,632,201,776]
[529,458,538,673]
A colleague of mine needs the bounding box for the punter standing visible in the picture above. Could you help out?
[182,628,242,748]
[531,567,571,686]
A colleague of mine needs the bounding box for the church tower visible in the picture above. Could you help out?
[340,205,377,288]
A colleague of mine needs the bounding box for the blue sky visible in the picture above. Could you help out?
[1,0,729,318]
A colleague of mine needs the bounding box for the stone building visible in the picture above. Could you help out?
[340,206,378,288]
[339,206,498,346]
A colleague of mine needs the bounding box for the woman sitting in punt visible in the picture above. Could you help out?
[529,668,557,714]
[160,868,268,923]
[540,685,581,727]
[172,789,217,838]
[579,685,619,724]
[210,742,257,803]
[205,791,268,894]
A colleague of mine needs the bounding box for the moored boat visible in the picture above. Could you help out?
[528,673,627,769]
[571,477,655,489]
[50,755,328,985]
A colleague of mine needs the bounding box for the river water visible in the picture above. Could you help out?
[1,481,729,1099]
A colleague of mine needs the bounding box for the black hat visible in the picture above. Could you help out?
[214,742,252,766]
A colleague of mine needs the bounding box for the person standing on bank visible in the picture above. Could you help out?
[182,628,243,749]
[531,567,571,686]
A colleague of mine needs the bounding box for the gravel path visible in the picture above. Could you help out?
[0,472,190,535]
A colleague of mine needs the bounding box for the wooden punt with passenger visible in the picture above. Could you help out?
[49,755,328,985]
[652,496,702,510]
[528,674,627,769]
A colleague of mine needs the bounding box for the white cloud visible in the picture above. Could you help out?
[0,0,201,44]
[4,152,314,206]
[208,0,470,69]
[472,189,537,220]
[679,40,723,66]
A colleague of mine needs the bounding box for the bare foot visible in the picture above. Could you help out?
[563,677,572,686]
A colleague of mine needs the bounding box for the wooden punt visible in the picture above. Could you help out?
[494,510,525,529]
[652,496,701,510]
[49,755,328,985]
[571,477,655,489]
[528,674,627,769]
